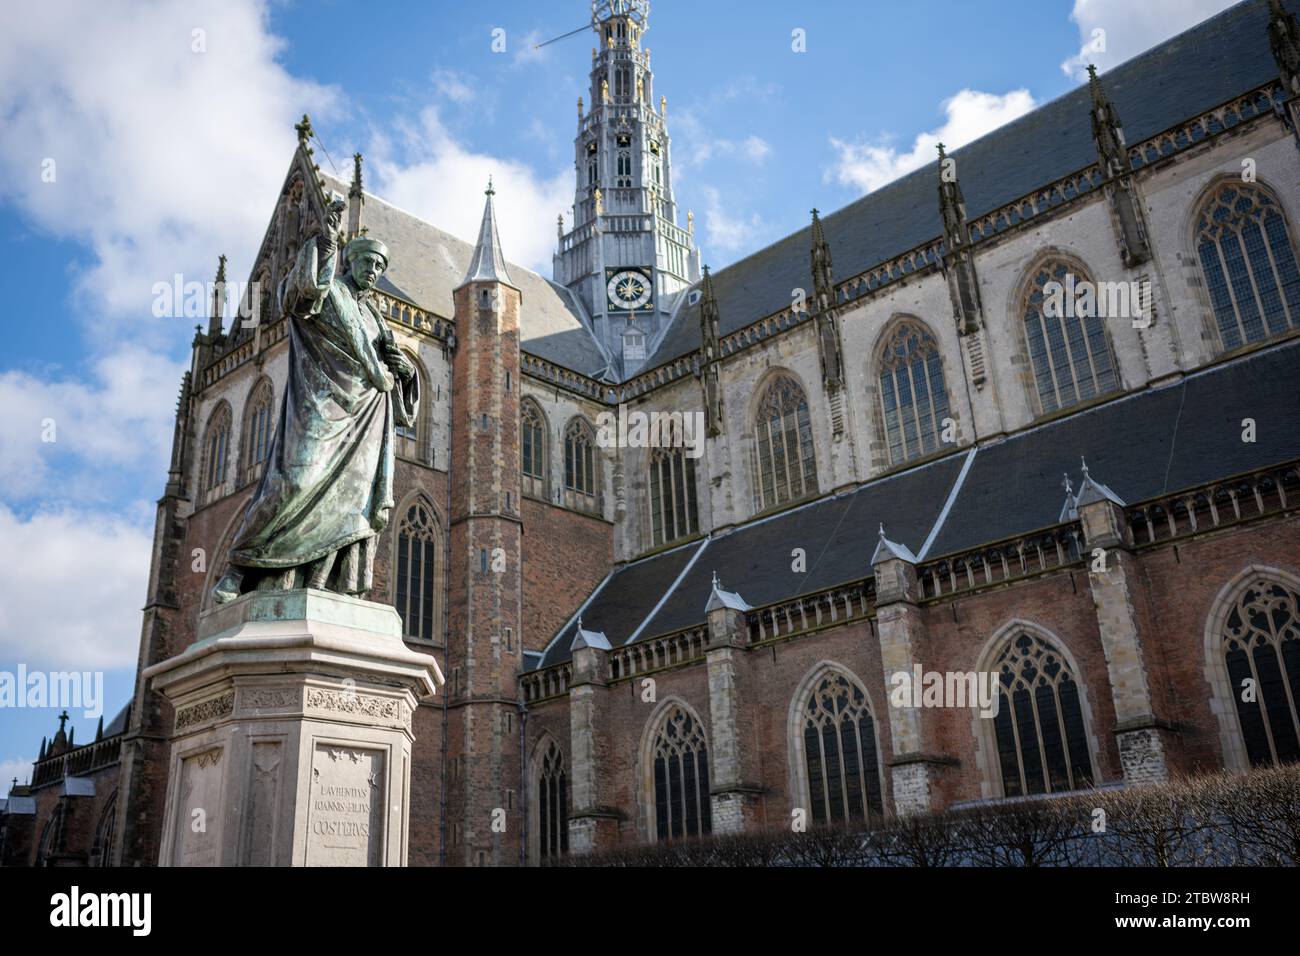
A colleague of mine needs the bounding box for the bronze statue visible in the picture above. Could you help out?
[211,199,418,604]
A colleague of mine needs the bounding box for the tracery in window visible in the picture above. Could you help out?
[752,375,817,511]
[1022,259,1119,414]
[877,319,951,465]
[1220,577,1300,767]
[1194,182,1300,351]
[990,630,1094,796]
[649,704,711,841]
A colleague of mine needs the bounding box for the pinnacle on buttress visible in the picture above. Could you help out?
[1268,0,1300,95]
[460,177,513,287]
[810,208,833,302]
[208,254,228,337]
[349,152,364,198]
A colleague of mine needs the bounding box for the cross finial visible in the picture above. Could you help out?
[937,141,947,159]
[57,710,69,731]
[294,113,313,145]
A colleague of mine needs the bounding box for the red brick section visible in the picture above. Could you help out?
[520,515,1300,852]
[520,497,613,652]
[446,279,524,866]
[1134,516,1300,774]
[20,763,119,865]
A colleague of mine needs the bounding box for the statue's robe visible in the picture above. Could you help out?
[225,240,418,594]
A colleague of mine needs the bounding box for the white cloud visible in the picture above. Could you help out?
[827,88,1036,195]
[431,69,477,105]
[1060,0,1239,80]
[698,185,767,258]
[0,348,183,504]
[0,0,336,343]
[367,107,573,272]
[0,503,153,670]
[0,756,36,788]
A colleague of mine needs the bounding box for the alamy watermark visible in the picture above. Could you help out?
[1043,272,1151,329]
[595,404,705,458]
[0,665,104,719]
[889,665,1000,718]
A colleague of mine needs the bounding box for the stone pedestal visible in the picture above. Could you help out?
[144,589,442,867]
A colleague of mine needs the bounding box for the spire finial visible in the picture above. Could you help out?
[879,522,887,540]
[1081,456,1090,479]
[294,113,313,145]
[349,152,364,198]
[711,570,720,589]
[486,176,494,197]
[937,141,946,160]
[1063,473,1073,496]
[215,253,227,284]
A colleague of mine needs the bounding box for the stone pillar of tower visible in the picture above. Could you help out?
[448,181,526,866]
[555,0,699,375]
[1072,462,1173,786]
[871,528,955,816]
[703,576,763,833]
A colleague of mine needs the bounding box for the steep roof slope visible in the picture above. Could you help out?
[645,0,1288,370]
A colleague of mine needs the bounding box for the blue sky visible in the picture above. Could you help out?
[0,0,1241,786]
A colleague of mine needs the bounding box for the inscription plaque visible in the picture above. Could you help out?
[305,744,385,866]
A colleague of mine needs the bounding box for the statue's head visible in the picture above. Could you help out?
[344,237,389,291]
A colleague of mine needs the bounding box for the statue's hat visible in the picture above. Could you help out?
[344,236,389,267]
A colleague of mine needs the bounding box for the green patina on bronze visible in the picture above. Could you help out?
[211,200,418,604]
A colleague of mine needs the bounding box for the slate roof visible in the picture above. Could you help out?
[535,337,1300,670]
[318,173,612,380]
[644,0,1289,371]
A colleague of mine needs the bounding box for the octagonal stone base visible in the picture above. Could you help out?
[144,589,443,867]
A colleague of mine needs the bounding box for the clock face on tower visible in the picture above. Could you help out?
[606,268,653,310]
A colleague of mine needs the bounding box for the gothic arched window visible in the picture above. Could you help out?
[92,793,118,867]
[752,375,818,511]
[990,630,1094,796]
[394,352,426,464]
[1022,259,1119,415]
[616,150,632,187]
[536,741,569,861]
[521,400,547,499]
[240,379,274,485]
[877,320,951,465]
[200,403,232,502]
[1195,182,1300,351]
[394,497,440,643]
[649,425,698,546]
[1220,577,1300,767]
[564,417,598,513]
[649,704,712,841]
[798,670,884,826]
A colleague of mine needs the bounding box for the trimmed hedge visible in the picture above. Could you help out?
[550,765,1300,867]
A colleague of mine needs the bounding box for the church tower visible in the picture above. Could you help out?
[448,182,525,866]
[553,0,700,376]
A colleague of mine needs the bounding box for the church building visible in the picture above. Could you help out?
[5,0,1300,866]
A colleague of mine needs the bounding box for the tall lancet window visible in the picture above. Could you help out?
[990,631,1094,797]
[798,670,884,826]
[521,400,547,500]
[649,423,698,547]
[240,379,274,485]
[1022,258,1119,414]
[877,320,951,465]
[1219,576,1300,767]
[649,704,712,841]
[564,417,598,513]
[394,352,424,463]
[201,403,232,503]
[1195,182,1300,351]
[536,741,569,861]
[394,497,440,643]
[752,375,818,511]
